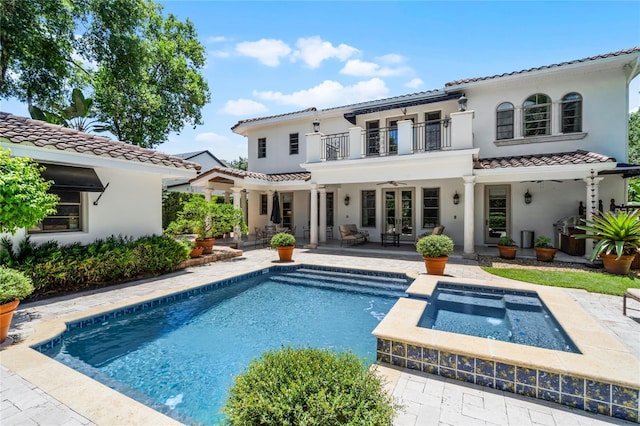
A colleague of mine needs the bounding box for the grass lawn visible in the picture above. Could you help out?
[481,267,640,296]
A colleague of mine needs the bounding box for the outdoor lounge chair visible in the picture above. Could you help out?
[339,224,368,246]
[623,288,640,316]
[415,225,445,241]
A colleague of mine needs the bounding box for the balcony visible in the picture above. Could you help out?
[312,112,473,163]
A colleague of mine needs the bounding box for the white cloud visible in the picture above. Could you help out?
[220,99,268,116]
[206,36,228,44]
[405,78,424,89]
[236,39,291,67]
[209,50,231,58]
[378,53,405,64]
[195,132,229,143]
[292,36,359,68]
[253,78,389,109]
[340,59,411,77]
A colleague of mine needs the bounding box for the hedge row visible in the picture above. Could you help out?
[0,235,189,299]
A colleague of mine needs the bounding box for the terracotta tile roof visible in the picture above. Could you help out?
[474,150,615,170]
[0,112,200,171]
[446,47,640,87]
[231,107,317,131]
[193,166,311,183]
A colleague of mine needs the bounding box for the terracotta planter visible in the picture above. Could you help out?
[423,256,448,276]
[195,238,215,254]
[0,299,20,343]
[189,246,204,258]
[600,253,636,275]
[497,245,518,259]
[276,245,294,262]
[535,247,558,262]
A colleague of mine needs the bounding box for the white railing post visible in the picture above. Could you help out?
[450,110,474,149]
[349,127,363,159]
[397,120,412,155]
[306,132,322,163]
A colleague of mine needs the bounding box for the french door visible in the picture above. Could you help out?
[384,188,414,241]
[485,185,510,244]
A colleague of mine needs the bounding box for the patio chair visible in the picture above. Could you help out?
[339,224,367,246]
[254,227,268,248]
[623,288,640,316]
[415,225,445,241]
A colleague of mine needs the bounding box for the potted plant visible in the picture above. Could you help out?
[575,210,640,275]
[497,236,518,259]
[415,234,454,275]
[271,232,296,262]
[534,236,558,262]
[0,266,34,343]
[176,237,203,258]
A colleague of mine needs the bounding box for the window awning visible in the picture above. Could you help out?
[40,164,105,192]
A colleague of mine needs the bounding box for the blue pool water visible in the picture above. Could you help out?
[39,266,410,425]
[417,284,579,353]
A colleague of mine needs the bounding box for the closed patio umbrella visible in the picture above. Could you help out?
[270,191,282,225]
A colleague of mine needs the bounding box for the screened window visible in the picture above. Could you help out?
[422,188,440,228]
[523,94,550,136]
[561,92,582,133]
[260,194,268,215]
[30,190,82,233]
[258,137,266,158]
[289,133,299,155]
[361,190,376,227]
[496,102,514,140]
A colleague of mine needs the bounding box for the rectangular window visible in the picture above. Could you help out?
[361,190,376,227]
[30,190,82,233]
[425,111,441,150]
[366,121,380,156]
[422,188,440,228]
[258,137,266,158]
[496,109,514,140]
[260,194,268,215]
[523,106,550,136]
[289,133,299,155]
[562,101,582,133]
[282,192,293,229]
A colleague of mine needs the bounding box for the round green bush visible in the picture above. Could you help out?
[224,347,397,425]
[0,266,34,304]
[415,234,454,257]
[270,232,296,247]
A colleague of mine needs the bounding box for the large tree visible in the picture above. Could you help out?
[629,110,640,164]
[0,0,210,148]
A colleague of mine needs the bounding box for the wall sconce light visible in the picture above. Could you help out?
[458,93,467,112]
[344,195,350,206]
[524,189,532,205]
[442,117,451,128]
[453,192,460,205]
[313,119,320,132]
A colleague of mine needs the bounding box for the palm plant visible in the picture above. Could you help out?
[575,210,640,260]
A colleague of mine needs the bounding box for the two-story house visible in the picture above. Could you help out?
[191,47,640,257]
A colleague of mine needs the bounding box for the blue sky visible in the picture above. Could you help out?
[1,1,639,162]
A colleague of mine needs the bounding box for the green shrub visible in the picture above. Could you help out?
[534,236,554,248]
[224,347,397,426]
[0,267,34,304]
[270,232,296,247]
[497,236,517,246]
[415,234,454,257]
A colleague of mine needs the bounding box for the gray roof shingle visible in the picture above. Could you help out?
[0,112,200,171]
[192,166,311,183]
[474,150,615,170]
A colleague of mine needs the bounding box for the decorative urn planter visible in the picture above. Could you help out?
[422,256,448,276]
[0,299,20,343]
[189,246,205,258]
[535,247,558,262]
[497,245,518,259]
[196,237,215,254]
[276,246,295,262]
[600,253,636,275]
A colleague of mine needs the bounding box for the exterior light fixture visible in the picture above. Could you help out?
[313,119,320,132]
[458,93,467,112]
[442,117,451,128]
[453,192,460,205]
[524,190,532,205]
[344,195,350,206]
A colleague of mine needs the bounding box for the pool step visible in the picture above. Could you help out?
[270,274,407,298]
[295,268,409,285]
[436,290,505,310]
[284,270,409,290]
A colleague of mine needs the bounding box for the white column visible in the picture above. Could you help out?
[231,187,242,244]
[552,101,561,135]
[397,120,413,155]
[349,127,363,159]
[319,187,327,243]
[224,191,229,204]
[463,176,476,258]
[240,190,247,227]
[450,110,474,149]
[514,106,522,138]
[309,184,318,248]
[584,174,604,259]
[203,188,212,202]
[267,190,273,225]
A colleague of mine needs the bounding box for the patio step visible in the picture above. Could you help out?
[270,271,408,298]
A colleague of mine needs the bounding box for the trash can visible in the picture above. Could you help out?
[521,230,534,249]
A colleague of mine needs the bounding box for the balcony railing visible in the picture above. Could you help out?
[321,132,350,160]
[363,127,399,157]
[412,119,451,152]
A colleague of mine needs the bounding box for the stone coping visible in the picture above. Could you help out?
[373,275,640,389]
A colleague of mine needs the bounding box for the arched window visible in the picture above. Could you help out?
[523,93,551,136]
[496,102,514,140]
[561,92,582,133]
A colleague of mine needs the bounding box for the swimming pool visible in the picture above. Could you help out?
[417,283,579,353]
[36,265,410,425]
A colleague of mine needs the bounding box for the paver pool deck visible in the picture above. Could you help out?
[1,246,639,426]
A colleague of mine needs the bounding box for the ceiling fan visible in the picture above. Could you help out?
[376,181,407,186]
